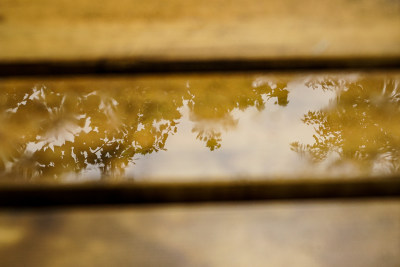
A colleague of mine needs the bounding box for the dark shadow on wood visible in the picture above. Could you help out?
[0,177,399,208]
[1,57,400,77]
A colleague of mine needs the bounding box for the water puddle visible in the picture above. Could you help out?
[0,72,399,182]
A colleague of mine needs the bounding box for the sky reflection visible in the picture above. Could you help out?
[0,73,399,182]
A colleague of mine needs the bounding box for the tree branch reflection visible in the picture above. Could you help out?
[291,76,400,175]
[0,77,288,180]
[1,74,399,181]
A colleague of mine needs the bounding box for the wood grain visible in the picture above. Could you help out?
[0,0,399,63]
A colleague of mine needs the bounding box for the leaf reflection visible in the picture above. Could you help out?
[1,74,399,181]
[291,76,400,175]
[0,76,289,180]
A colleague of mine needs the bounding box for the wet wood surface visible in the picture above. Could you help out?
[1,71,400,204]
[0,0,399,65]
[0,2,399,265]
[0,199,399,267]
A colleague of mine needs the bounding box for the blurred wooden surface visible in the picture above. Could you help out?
[0,199,399,267]
[0,0,399,63]
[0,3,399,264]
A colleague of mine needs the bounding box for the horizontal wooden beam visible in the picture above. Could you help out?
[2,0,399,64]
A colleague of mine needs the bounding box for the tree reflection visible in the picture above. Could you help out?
[187,77,289,150]
[291,76,400,175]
[3,74,397,181]
[0,76,289,180]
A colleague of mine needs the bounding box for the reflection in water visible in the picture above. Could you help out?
[0,73,399,182]
[291,76,400,176]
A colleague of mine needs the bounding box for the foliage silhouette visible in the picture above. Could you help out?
[291,76,400,175]
[0,76,289,180]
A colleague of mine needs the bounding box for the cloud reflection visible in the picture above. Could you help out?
[0,73,399,182]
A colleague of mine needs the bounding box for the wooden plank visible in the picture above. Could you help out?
[1,72,400,184]
[0,0,399,63]
[0,199,399,266]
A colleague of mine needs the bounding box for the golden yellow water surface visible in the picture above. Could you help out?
[1,72,399,182]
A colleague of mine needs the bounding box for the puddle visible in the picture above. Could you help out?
[0,72,399,182]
